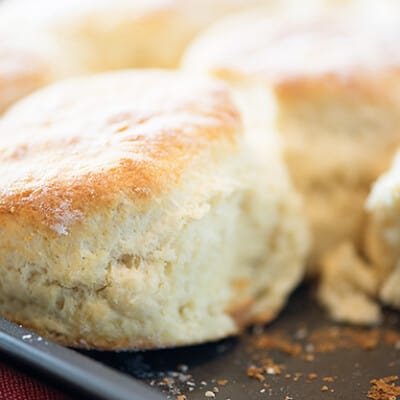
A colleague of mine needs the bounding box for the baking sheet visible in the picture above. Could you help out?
[84,285,400,399]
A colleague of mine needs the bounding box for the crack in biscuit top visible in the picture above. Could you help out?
[185,11,400,84]
[0,70,240,233]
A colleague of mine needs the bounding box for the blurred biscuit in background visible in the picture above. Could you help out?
[0,0,325,114]
[182,4,400,324]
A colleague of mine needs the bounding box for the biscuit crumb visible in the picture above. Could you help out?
[321,385,329,392]
[217,380,228,386]
[368,376,400,400]
[294,373,303,379]
[253,334,302,356]
[247,366,265,382]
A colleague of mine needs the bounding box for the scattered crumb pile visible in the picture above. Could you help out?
[252,327,400,357]
[367,376,400,400]
[148,367,195,399]
[246,363,336,394]
[252,334,302,357]
[144,326,400,399]
[146,363,230,400]
[247,357,285,381]
[245,326,400,396]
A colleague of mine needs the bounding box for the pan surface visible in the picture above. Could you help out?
[85,285,400,399]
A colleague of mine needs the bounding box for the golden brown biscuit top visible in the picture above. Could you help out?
[0,70,240,233]
[183,10,400,84]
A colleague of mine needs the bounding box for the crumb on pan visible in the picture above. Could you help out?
[368,376,400,400]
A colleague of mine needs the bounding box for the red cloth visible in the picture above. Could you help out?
[0,363,70,400]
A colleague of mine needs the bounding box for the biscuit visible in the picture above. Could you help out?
[0,0,280,113]
[182,8,400,324]
[366,153,400,311]
[0,70,309,349]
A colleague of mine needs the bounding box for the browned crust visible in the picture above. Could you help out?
[4,301,279,351]
[274,69,400,106]
[0,71,240,233]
